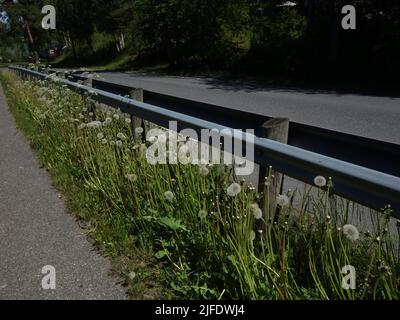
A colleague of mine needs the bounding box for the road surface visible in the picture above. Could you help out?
[0,82,126,300]
[91,71,400,144]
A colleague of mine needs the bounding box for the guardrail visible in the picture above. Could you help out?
[8,65,400,217]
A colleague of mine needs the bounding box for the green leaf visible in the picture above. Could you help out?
[158,217,188,232]
[155,249,169,259]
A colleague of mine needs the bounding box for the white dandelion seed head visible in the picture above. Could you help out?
[116,140,123,147]
[250,230,256,242]
[117,133,126,140]
[125,118,132,124]
[250,203,259,210]
[113,114,120,120]
[198,210,207,219]
[89,112,94,117]
[86,121,102,129]
[253,207,263,220]
[314,176,327,188]
[97,133,104,140]
[78,123,86,130]
[101,138,108,145]
[227,182,241,197]
[135,127,144,136]
[276,194,290,207]
[199,166,209,176]
[110,141,116,146]
[342,224,360,241]
[126,174,137,182]
[164,191,174,202]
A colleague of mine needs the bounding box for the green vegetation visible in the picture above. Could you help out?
[1,71,399,300]
[1,1,400,89]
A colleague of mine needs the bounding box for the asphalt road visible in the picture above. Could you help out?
[0,83,126,300]
[92,72,400,144]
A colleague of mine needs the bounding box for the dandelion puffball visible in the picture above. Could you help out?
[199,166,209,176]
[164,191,174,202]
[227,183,241,197]
[253,207,263,220]
[276,195,289,207]
[314,176,327,188]
[135,127,144,135]
[198,210,207,219]
[126,174,137,183]
[342,224,360,241]
[117,133,126,140]
[86,121,102,129]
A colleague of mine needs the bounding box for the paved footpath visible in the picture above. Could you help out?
[0,81,126,299]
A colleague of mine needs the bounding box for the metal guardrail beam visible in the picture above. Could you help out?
[91,79,400,179]
[8,65,400,217]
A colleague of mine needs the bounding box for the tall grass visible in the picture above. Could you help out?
[1,71,399,300]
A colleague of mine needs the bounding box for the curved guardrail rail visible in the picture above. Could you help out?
[8,65,400,217]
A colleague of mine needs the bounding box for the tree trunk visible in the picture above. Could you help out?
[24,17,39,62]
[71,39,78,61]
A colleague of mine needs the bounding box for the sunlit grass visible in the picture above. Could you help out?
[1,71,399,300]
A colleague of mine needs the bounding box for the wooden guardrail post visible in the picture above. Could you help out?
[129,89,145,141]
[258,118,290,223]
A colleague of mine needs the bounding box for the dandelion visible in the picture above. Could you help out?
[314,176,327,188]
[113,114,120,120]
[227,182,241,197]
[78,123,86,130]
[116,140,123,147]
[101,139,108,145]
[135,127,144,136]
[250,230,256,242]
[125,118,132,125]
[276,195,289,207]
[342,224,360,241]
[86,121,102,129]
[97,133,104,140]
[126,174,137,182]
[199,166,209,176]
[89,112,94,117]
[117,133,126,140]
[198,210,207,219]
[253,207,263,220]
[110,141,116,146]
[128,272,136,280]
[164,191,174,202]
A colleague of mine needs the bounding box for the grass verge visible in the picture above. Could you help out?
[1,71,399,300]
